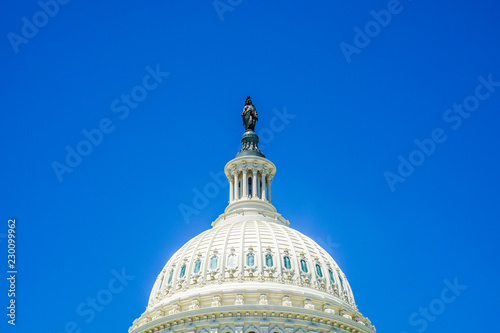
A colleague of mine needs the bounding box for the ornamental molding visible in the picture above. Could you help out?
[189,299,200,310]
[130,306,376,333]
[235,294,244,305]
[282,295,292,306]
[213,209,289,227]
[304,299,315,310]
[211,295,221,307]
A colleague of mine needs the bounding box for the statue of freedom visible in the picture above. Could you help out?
[241,96,258,131]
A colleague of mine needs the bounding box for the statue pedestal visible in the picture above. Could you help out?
[236,130,265,157]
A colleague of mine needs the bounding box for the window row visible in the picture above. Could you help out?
[166,253,346,289]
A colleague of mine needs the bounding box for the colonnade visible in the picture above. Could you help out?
[228,167,272,203]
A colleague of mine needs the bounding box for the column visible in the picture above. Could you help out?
[252,169,257,199]
[257,172,261,198]
[229,176,234,202]
[242,169,248,198]
[261,172,266,200]
[239,173,242,198]
[233,172,239,200]
[267,177,272,203]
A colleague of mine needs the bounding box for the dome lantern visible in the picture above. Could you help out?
[223,97,277,215]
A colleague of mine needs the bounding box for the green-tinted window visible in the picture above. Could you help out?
[328,269,335,283]
[265,254,273,267]
[283,256,291,269]
[247,253,255,266]
[300,259,308,273]
[194,260,201,273]
[339,276,344,290]
[167,270,173,284]
[210,256,218,270]
[316,264,323,277]
[179,264,186,278]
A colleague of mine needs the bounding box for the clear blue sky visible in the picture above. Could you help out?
[2,0,500,332]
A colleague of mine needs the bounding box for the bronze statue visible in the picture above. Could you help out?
[241,96,258,131]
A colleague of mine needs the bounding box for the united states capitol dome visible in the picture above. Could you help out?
[129,97,376,333]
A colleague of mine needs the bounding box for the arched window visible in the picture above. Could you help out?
[247,253,255,266]
[179,264,186,278]
[194,259,201,274]
[167,270,173,284]
[248,177,252,197]
[339,275,344,290]
[227,254,236,268]
[210,256,218,270]
[315,264,323,277]
[265,254,273,267]
[283,256,291,269]
[328,269,335,283]
[300,259,308,273]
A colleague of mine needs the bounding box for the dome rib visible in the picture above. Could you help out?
[278,222,301,282]
[263,220,284,278]
[254,220,263,278]
[185,226,212,285]
[201,220,226,282]
[292,225,316,283]
[219,219,239,281]
[238,220,248,276]
[162,233,193,292]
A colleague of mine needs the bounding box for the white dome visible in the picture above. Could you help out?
[148,211,356,310]
[131,206,375,333]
